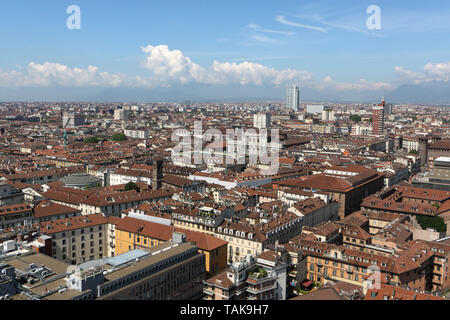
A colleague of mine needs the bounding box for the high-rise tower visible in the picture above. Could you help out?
[286,85,300,111]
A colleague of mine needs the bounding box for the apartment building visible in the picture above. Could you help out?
[287,198,339,227]
[273,165,385,219]
[4,166,85,185]
[203,251,288,300]
[115,216,228,276]
[291,237,450,293]
[0,203,33,229]
[214,211,302,263]
[79,189,174,217]
[108,168,153,186]
[0,178,24,206]
[361,186,449,219]
[33,200,82,223]
[171,205,229,235]
[39,214,109,265]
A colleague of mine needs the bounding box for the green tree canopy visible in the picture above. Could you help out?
[349,115,362,123]
[416,215,447,233]
[112,133,127,141]
[124,181,140,192]
[84,136,100,144]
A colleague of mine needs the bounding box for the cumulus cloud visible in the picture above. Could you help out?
[0,62,125,87]
[312,75,392,91]
[140,45,312,87]
[141,45,207,85]
[2,44,446,95]
[395,62,450,83]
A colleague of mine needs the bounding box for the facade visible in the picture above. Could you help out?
[96,241,206,300]
[372,106,385,135]
[0,203,33,229]
[253,113,271,129]
[124,127,150,139]
[274,166,385,219]
[322,107,335,122]
[79,189,174,217]
[114,216,228,276]
[114,109,130,121]
[288,198,339,227]
[214,211,302,263]
[39,214,109,265]
[0,179,24,206]
[286,85,300,111]
[203,251,288,300]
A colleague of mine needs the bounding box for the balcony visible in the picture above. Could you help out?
[246,283,277,294]
[203,288,215,296]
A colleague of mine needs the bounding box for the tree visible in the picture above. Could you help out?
[84,136,99,144]
[112,133,127,142]
[350,115,362,123]
[416,215,447,233]
[409,150,419,155]
[124,182,140,192]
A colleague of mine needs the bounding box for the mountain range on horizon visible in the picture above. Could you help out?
[0,80,449,106]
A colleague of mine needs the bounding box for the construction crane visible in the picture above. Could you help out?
[61,111,71,150]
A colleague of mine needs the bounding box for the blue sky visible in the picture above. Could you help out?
[0,0,449,101]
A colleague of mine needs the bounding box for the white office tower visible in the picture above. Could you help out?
[253,113,271,129]
[114,109,130,121]
[322,107,335,122]
[286,85,300,111]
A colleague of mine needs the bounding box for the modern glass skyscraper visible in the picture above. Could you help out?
[286,84,300,111]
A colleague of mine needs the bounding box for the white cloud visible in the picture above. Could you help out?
[141,45,207,85]
[141,45,312,87]
[2,45,446,96]
[313,76,392,91]
[247,24,295,36]
[275,15,328,33]
[250,34,279,44]
[395,62,450,83]
[0,62,125,87]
